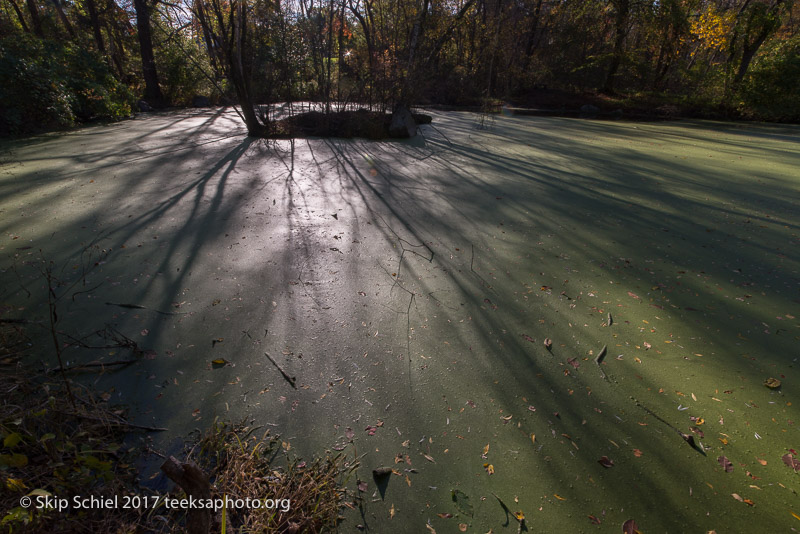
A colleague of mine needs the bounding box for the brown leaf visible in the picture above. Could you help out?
[622,519,640,534]
[633,449,643,457]
[731,493,743,502]
[757,458,767,466]
[588,514,601,525]
[717,456,733,473]
[782,453,800,472]
[567,357,580,369]
[598,456,614,468]
[437,513,453,519]
[459,524,468,532]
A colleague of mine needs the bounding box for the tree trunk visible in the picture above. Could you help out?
[50,0,76,38]
[7,0,30,33]
[133,0,164,105]
[602,0,630,94]
[25,0,44,37]
[85,0,106,54]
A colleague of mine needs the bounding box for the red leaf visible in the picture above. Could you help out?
[598,456,614,468]
[522,334,535,343]
[588,514,602,525]
[783,453,800,472]
[627,291,641,300]
[567,357,580,369]
[717,456,733,473]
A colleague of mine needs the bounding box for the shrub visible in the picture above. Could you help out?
[0,35,132,136]
[739,36,800,122]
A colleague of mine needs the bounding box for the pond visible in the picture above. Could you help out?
[1,108,798,532]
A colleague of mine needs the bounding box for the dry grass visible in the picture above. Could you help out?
[0,324,150,533]
[1,322,356,533]
[176,420,357,533]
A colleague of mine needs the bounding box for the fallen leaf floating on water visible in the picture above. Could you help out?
[764,378,781,389]
[426,523,436,534]
[633,449,643,457]
[731,493,752,505]
[437,513,453,519]
[553,494,566,501]
[459,524,468,532]
[782,453,800,472]
[423,454,436,463]
[211,358,230,367]
[543,338,553,350]
[484,463,495,475]
[717,456,733,473]
[567,357,580,369]
[598,456,614,468]
[482,443,490,458]
[451,489,474,517]
[757,459,767,466]
[389,504,395,518]
[514,511,525,522]
[522,334,535,343]
[588,514,602,525]
[622,519,641,534]
[627,291,641,301]
[357,480,368,492]
[345,427,354,440]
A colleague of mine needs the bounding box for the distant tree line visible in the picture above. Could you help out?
[1,0,799,135]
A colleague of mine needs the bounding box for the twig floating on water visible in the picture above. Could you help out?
[264,352,297,389]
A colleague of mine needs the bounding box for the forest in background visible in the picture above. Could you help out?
[1,0,799,136]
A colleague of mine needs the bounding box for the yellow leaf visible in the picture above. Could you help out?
[514,511,525,521]
[792,511,800,521]
[691,393,697,402]
[6,478,27,492]
[553,494,566,501]
[530,434,536,444]
[483,443,490,456]
[485,464,495,475]
[405,475,411,487]
[389,503,395,518]
[211,358,229,365]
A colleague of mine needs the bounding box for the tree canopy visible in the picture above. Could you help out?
[1,0,799,135]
